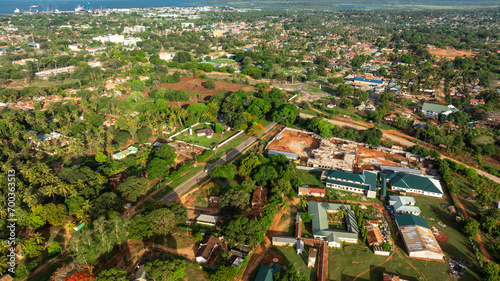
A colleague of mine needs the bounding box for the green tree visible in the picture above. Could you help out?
[47,242,62,257]
[464,218,480,237]
[147,157,170,181]
[147,208,176,236]
[210,164,237,180]
[96,268,128,281]
[22,238,43,259]
[220,189,250,210]
[203,79,216,90]
[137,127,152,143]
[238,154,261,179]
[253,165,278,186]
[301,212,313,223]
[275,263,308,281]
[210,265,239,281]
[95,152,107,163]
[130,80,146,91]
[42,204,68,226]
[145,259,185,281]
[116,177,149,203]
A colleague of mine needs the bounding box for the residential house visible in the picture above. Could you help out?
[88,61,101,67]
[196,214,219,226]
[68,44,82,51]
[395,214,444,261]
[251,187,268,208]
[195,235,220,263]
[159,52,176,61]
[113,146,139,160]
[389,196,421,215]
[469,99,485,105]
[298,185,326,197]
[85,46,106,53]
[28,42,40,49]
[196,128,214,138]
[308,248,318,267]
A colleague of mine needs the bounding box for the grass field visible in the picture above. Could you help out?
[275,246,317,280]
[392,190,483,280]
[173,126,236,149]
[296,170,326,187]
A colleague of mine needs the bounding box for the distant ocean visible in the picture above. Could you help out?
[0,0,378,15]
[0,0,207,14]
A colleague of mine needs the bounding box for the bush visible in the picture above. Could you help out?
[203,79,216,90]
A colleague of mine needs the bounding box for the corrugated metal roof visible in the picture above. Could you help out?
[386,172,443,195]
[268,149,298,159]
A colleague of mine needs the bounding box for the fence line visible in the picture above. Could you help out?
[214,130,244,150]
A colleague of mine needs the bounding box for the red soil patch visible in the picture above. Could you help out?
[262,253,285,266]
[429,48,476,60]
[356,146,407,166]
[432,227,449,243]
[267,129,321,161]
[149,77,255,108]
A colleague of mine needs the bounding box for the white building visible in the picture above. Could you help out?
[159,52,176,61]
[88,61,101,67]
[181,23,195,28]
[124,25,145,34]
[68,44,83,51]
[92,34,142,46]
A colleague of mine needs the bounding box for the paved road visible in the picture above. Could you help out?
[159,122,277,202]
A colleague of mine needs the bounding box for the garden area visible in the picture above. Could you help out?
[172,123,237,149]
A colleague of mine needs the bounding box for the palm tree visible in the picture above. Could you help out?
[33,232,44,244]
[76,209,90,225]
[299,197,308,211]
[337,205,347,220]
[279,198,290,213]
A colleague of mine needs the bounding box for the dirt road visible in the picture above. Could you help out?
[453,194,492,262]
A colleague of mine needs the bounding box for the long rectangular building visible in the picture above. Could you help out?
[324,170,377,198]
[395,214,444,261]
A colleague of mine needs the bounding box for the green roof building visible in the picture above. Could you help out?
[308,201,359,248]
[113,145,139,160]
[254,264,282,281]
[421,103,458,119]
[325,170,377,198]
[385,171,443,198]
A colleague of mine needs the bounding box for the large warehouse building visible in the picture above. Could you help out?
[395,214,444,261]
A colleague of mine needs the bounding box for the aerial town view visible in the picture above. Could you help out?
[1,0,500,280]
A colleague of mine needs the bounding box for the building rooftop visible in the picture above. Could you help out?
[254,264,282,281]
[389,196,421,214]
[422,103,459,114]
[268,149,298,160]
[196,214,219,224]
[308,201,359,243]
[395,214,429,229]
[386,171,443,195]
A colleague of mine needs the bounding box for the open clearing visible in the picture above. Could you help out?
[356,146,412,171]
[429,47,476,60]
[172,127,237,149]
[266,129,320,161]
[150,77,255,107]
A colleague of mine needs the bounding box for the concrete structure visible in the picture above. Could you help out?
[380,165,421,175]
[35,66,76,79]
[68,44,82,51]
[134,265,147,281]
[385,171,443,198]
[323,170,377,198]
[85,46,106,53]
[395,214,444,261]
[88,61,101,67]
[196,214,219,226]
[366,223,384,247]
[92,34,142,46]
[421,103,459,119]
[159,52,176,61]
[307,140,357,172]
[389,196,421,215]
[195,235,219,263]
[181,23,195,28]
[308,201,359,248]
[267,149,298,160]
[112,146,138,160]
[308,248,318,267]
[124,25,145,33]
[271,236,297,246]
[196,128,214,138]
[28,42,40,49]
[373,246,391,256]
[298,185,325,197]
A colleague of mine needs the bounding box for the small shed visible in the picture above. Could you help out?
[196,214,219,226]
